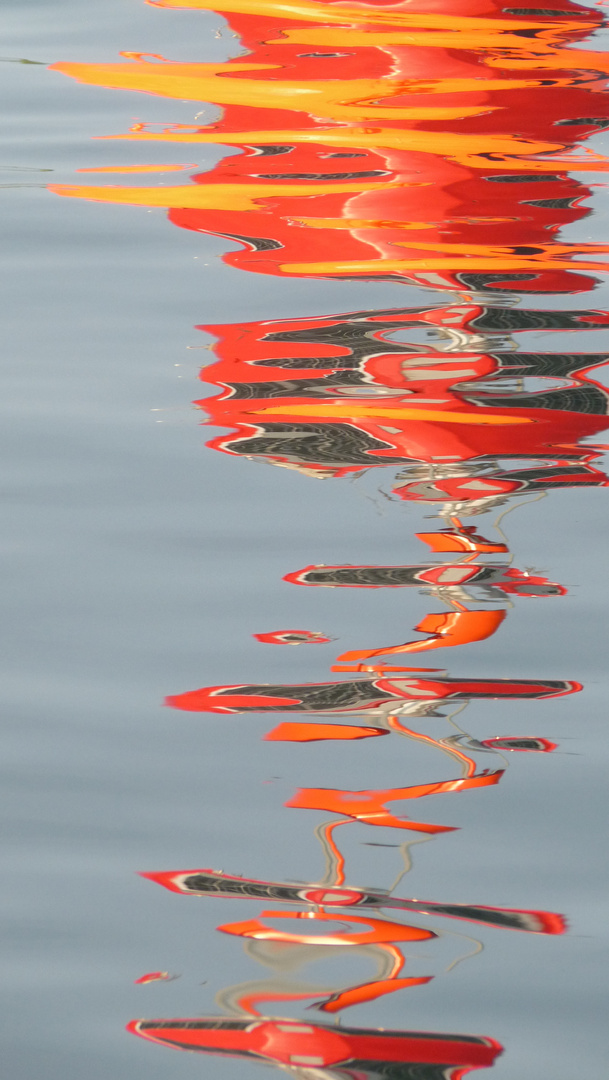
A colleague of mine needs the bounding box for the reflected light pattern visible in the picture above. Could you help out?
[254,629,334,644]
[49,0,609,1071]
[128,1016,503,1078]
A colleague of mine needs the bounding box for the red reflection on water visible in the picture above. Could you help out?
[48,0,609,1056]
[50,0,609,295]
[286,562,564,596]
[128,1015,503,1076]
[480,735,558,752]
[254,629,333,644]
[134,970,177,984]
[195,304,609,480]
[140,865,567,933]
[165,674,580,712]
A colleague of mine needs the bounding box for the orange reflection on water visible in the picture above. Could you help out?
[337,610,506,661]
[51,0,609,1062]
[218,909,436,946]
[264,721,388,741]
[286,771,503,833]
[49,0,609,295]
[76,162,196,172]
[147,0,594,31]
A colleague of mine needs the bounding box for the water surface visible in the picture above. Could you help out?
[2,0,609,1077]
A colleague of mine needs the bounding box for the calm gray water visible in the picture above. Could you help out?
[2,1,609,1077]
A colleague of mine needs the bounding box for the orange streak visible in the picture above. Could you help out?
[256,404,532,425]
[269,25,585,49]
[48,178,407,211]
[280,257,609,274]
[264,721,388,742]
[76,163,196,172]
[392,239,609,257]
[148,0,592,34]
[319,974,432,1012]
[52,59,539,120]
[486,47,609,74]
[97,126,560,160]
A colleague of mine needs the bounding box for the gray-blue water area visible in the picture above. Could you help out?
[1,2,608,1078]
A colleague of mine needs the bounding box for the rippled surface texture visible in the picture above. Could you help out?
[3,0,609,1076]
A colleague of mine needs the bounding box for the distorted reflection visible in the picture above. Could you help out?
[254,630,334,644]
[264,721,389,742]
[141,866,566,933]
[49,0,609,1069]
[134,971,179,984]
[50,0,609,294]
[166,673,579,712]
[128,1015,503,1078]
[193,304,609,483]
